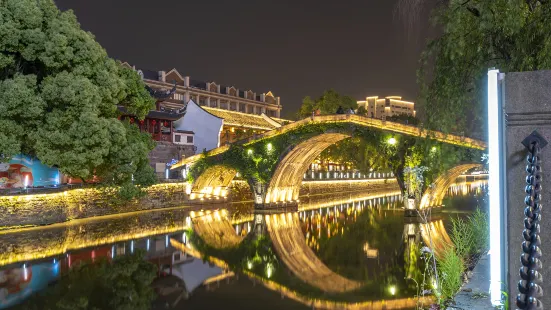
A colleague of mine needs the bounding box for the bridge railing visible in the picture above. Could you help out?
[302,170,394,181]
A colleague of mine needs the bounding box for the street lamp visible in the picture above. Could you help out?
[388,137,397,145]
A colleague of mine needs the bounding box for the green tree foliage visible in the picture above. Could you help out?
[420,0,551,135]
[16,251,157,310]
[0,0,156,186]
[386,113,419,126]
[356,105,367,116]
[296,90,357,119]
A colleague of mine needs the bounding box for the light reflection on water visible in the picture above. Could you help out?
[0,178,487,309]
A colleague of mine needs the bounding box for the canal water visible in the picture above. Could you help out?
[0,179,487,310]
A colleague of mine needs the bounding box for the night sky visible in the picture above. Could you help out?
[55,0,435,119]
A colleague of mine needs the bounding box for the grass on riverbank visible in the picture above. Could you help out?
[436,208,489,303]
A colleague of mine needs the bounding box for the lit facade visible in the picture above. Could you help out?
[122,63,282,118]
[357,96,416,119]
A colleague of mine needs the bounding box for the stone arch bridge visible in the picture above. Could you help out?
[171,114,486,209]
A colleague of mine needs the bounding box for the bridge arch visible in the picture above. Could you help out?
[264,133,350,204]
[190,165,236,200]
[419,163,483,209]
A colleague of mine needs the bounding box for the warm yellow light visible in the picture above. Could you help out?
[267,143,273,151]
[247,149,253,155]
[389,285,396,296]
[388,137,397,145]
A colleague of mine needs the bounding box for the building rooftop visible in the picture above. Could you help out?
[121,62,279,106]
[202,107,290,130]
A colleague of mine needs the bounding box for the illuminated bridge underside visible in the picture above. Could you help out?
[265,212,362,293]
[265,133,350,203]
[174,114,486,168]
[420,220,453,258]
[419,163,483,209]
[191,165,236,199]
[191,210,244,249]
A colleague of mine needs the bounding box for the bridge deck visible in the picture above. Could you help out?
[172,114,486,169]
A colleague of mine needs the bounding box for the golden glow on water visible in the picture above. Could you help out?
[191,209,243,249]
[171,239,433,309]
[265,212,361,293]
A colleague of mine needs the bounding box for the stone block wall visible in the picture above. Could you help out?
[148,142,195,178]
[504,70,551,306]
[0,183,193,229]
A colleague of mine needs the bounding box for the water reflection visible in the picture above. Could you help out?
[0,178,487,309]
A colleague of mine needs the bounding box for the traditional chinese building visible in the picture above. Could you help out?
[119,62,289,178]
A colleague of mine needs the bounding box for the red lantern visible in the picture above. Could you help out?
[152,120,157,125]
[139,120,144,125]
[129,118,134,124]
[164,121,169,127]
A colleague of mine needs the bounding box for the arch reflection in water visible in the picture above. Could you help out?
[265,212,362,293]
[190,209,244,249]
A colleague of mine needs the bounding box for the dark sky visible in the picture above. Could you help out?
[55,0,434,118]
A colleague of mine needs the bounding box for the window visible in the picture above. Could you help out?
[187,136,194,143]
[175,135,181,142]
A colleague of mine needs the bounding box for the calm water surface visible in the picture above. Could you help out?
[0,179,487,309]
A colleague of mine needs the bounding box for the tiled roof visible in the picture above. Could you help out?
[270,117,290,125]
[202,107,287,130]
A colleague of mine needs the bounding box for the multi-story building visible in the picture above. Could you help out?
[123,63,283,118]
[120,63,288,178]
[357,96,416,119]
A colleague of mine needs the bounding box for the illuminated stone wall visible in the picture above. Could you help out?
[0,179,399,230]
[229,178,400,203]
[0,183,192,229]
[299,178,399,197]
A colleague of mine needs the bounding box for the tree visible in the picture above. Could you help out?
[418,0,551,136]
[356,106,368,116]
[387,113,419,125]
[296,89,357,119]
[0,0,156,186]
[16,251,157,310]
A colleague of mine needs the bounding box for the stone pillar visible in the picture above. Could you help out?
[206,97,210,107]
[184,91,190,103]
[503,70,551,307]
